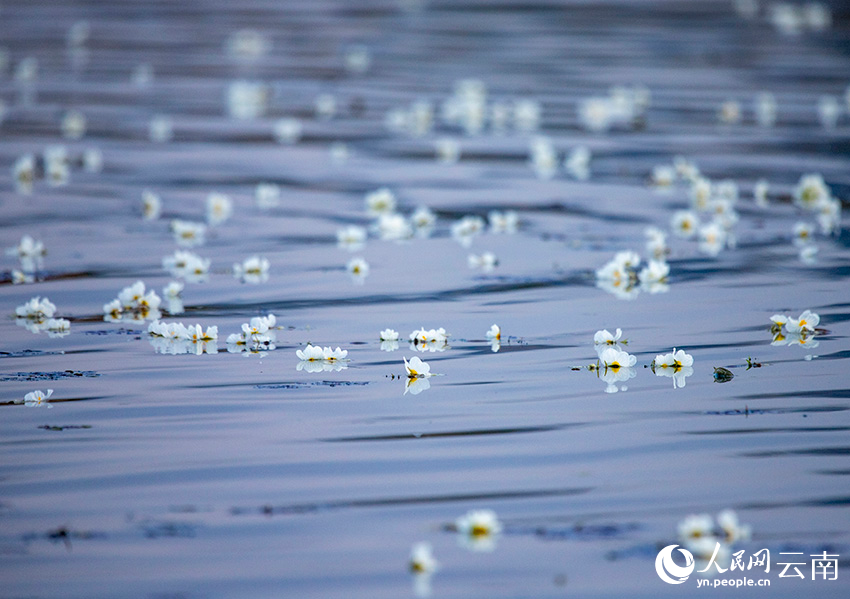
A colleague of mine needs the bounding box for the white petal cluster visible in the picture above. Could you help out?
[653,348,694,389]
[14,297,68,336]
[104,281,162,323]
[227,314,278,353]
[409,327,449,352]
[455,509,502,552]
[163,250,211,282]
[296,343,349,372]
[171,219,207,247]
[233,255,269,284]
[770,310,820,348]
[677,510,751,564]
[148,320,218,355]
[6,234,46,274]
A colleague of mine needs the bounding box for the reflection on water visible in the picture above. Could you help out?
[1,0,849,597]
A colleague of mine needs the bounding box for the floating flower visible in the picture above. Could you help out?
[163,250,210,282]
[485,323,501,352]
[818,95,840,130]
[455,509,502,552]
[336,225,367,251]
[690,177,712,210]
[206,192,233,226]
[142,189,162,220]
[44,146,70,187]
[599,347,637,372]
[329,142,349,165]
[255,183,281,209]
[7,235,46,272]
[12,270,35,285]
[815,197,841,235]
[793,173,830,211]
[347,257,369,284]
[83,148,103,173]
[16,296,57,320]
[23,389,53,408]
[411,206,436,236]
[644,227,668,260]
[149,114,173,143]
[488,210,518,234]
[226,80,270,120]
[698,221,727,256]
[163,281,184,299]
[296,343,348,372]
[171,219,207,247]
[753,179,770,208]
[365,188,397,216]
[233,255,270,284]
[451,215,486,247]
[468,252,497,273]
[678,513,714,543]
[785,309,819,333]
[273,117,302,144]
[718,99,742,125]
[314,93,337,121]
[514,98,541,131]
[435,137,460,164]
[529,136,558,179]
[409,327,449,352]
[404,355,432,379]
[380,328,399,352]
[44,318,71,338]
[565,146,591,180]
[375,213,413,241]
[653,348,694,389]
[61,109,86,139]
[651,164,675,189]
[671,210,700,239]
[13,154,36,194]
[755,92,777,127]
[638,259,670,294]
[716,509,751,544]
[225,29,270,61]
[595,251,640,300]
[409,541,438,574]
[344,44,371,74]
[792,221,815,247]
[296,344,325,362]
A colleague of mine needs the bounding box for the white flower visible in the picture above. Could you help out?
[690,177,713,210]
[337,225,367,251]
[529,136,558,179]
[653,348,694,389]
[793,222,815,247]
[296,344,324,362]
[651,164,675,189]
[716,509,751,543]
[23,389,53,408]
[594,328,623,349]
[375,213,413,241]
[411,206,436,234]
[149,114,173,143]
[15,296,56,320]
[815,197,841,235]
[578,96,613,132]
[455,509,502,552]
[435,137,460,164]
[753,179,770,208]
[61,109,86,139]
[8,234,46,265]
[468,252,498,272]
[142,189,162,220]
[718,100,741,125]
[793,173,830,210]
[599,347,637,371]
[645,227,668,260]
[234,255,270,284]
[714,179,739,204]
[163,250,210,282]
[671,210,700,238]
[45,318,71,337]
[409,542,438,574]
[329,142,349,165]
[755,92,777,127]
[12,270,35,285]
[678,513,715,542]
[380,329,399,342]
[344,44,371,74]
[488,210,518,234]
[314,93,337,121]
[347,257,369,283]
[365,188,397,216]
[698,221,727,256]
[225,29,270,61]
[673,157,700,183]
[255,183,281,209]
[206,192,233,226]
[565,146,591,180]
[514,98,541,131]
[83,148,103,173]
[409,327,449,352]
[273,117,302,144]
[322,346,348,362]
[163,281,184,298]
[13,154,36,194]
[638,259,670,293]
[404,355,432,378]
[818,95,840,130]
[226,80,270,120]
[785,310,819,333]
[451,215,486,247]
[485,324,501,342]
[171,219,207,247]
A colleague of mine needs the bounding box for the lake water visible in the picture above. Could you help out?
[1,1,849,597]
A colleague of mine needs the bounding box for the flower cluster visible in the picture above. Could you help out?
[14,297,70,336]
[409,327,450,352]
[103,281,162,323]
[791,173,842,261]
[578,85,650,133]
[163,250,210,282]
[227,314,278,354]
[296,344,349,372]
[770,309,820,347]
[6,234,46,276]
[677,509,751,570]
[148,321,218,355]
[596,250,667,299]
